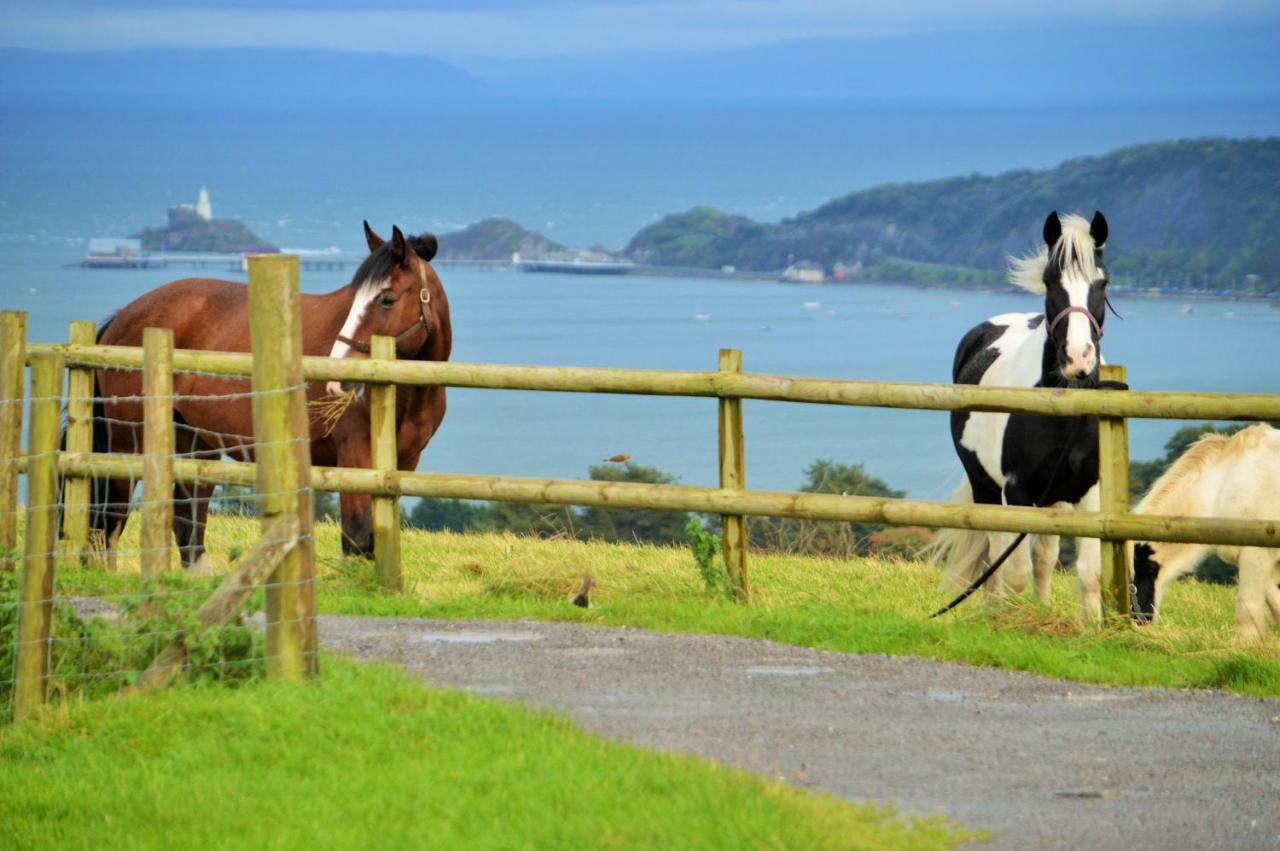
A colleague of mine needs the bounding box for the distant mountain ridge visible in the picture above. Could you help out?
[0,48,487,102]
[624,138,1280,293]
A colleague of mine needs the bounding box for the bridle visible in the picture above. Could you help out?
[1047,304,1103,340]
[1046,288,1123,342]
[335,287,433,358]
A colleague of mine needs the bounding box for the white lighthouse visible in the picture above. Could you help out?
[195,187,212,221]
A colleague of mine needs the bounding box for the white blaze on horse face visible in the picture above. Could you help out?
[325,279,384,396]
[1060,273,1096,378]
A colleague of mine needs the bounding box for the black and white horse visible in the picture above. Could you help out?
[938,211,1111,621]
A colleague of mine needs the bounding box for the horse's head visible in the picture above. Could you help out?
[1010,211,1110,384]
[325,221,452,395]
[1131,542,1160,623]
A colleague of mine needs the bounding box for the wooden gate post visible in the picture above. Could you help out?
[140,327,175,578]
[369,335,402,592]
[247,255,317,679]
[14,351,63,719]
[0,311,26,572]
[59,320,97,565]
[718,349,750,603]
[1098,363,1131,619]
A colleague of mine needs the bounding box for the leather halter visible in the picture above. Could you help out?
[1047,304,1103,340]
[335,287,432,358]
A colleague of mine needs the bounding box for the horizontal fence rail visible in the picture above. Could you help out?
[27,342,1280,422]
[58,453,1279,550]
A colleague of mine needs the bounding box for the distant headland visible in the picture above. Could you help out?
[131,188,277,254]
[84,188,277,267]
[441,138,1279,298]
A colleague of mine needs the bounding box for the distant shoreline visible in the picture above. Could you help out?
[475,259,1280,307]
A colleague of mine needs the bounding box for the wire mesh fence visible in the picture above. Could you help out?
[1,369,316,721]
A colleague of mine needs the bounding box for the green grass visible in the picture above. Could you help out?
[50,515,1280,697]
[0,657,970,850]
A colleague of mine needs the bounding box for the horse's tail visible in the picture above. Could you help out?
[928,479,990,593]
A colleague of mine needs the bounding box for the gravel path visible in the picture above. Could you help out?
[318,615,1280,850]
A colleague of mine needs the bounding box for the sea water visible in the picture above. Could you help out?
[2,99,1278,496]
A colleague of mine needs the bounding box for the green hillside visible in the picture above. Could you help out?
[438,217,565,261]
[624,138,1280,294]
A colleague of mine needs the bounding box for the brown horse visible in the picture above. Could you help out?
[89,222,451,571]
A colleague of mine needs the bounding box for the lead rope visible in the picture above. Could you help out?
[930,379,1128,619]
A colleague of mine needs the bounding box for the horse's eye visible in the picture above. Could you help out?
[378,293,397,309]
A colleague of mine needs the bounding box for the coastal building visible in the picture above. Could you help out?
[782,260,825,283]
[85,237,143,267]
[168,187,213,228]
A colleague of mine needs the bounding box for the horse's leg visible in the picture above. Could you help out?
[1235,548,1274,642]
[1073,484,1103,623]
[986,531,1032,598]
[173,481,217,576]
[94,477,134,572]
[336,435,374,557]
[1032,533,1060,602]
[989,484,1034,598]
[1265,551,1280,627]
[172,416,219,575]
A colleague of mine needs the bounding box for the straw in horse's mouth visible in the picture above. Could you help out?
[308,388,358,437]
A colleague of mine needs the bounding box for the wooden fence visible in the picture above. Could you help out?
[2,256,316,720]
[3,255,1279,716]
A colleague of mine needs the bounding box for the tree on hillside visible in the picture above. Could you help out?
[577,462,690,545]
[751,460,905,557]
[404,498,487,533]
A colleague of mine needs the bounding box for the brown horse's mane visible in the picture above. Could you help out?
[347,233,438,296]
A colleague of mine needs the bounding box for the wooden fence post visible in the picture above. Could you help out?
[1098,363,1131,619]
[140,327,175,578]
[0,311,26,572]
[14,351,63,719]
[718,349,750,603]
[369,335,401,592]
[248,255,317,679]
[59,321,97,565]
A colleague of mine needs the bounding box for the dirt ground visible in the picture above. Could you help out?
[319,615,1280,850]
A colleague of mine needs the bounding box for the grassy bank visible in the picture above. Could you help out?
[50,516,1280,697]
[0,657,968,849]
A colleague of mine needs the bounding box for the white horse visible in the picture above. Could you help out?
[937,211,1111,621]
[1130,424,1280,642]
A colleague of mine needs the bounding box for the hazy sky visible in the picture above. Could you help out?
[3,0,1277,57]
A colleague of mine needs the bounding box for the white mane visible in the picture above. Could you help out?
[1007,214,1100,295]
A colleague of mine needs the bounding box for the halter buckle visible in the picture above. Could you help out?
[420,289,431,305]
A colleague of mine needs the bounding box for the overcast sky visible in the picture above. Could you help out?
[3,0,1277,57]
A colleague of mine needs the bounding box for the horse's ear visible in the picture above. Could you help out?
[412,233,438,262]
[1090,210,1108,249]
[1042,211,1061,248]
[391,225,407,262]
[363,220,384,252]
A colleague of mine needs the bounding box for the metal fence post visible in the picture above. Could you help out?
[14,351,63,718]
[0,311,26,572]
[60,320,97,566]
[140,327,175,578]
[1098,363,1131,618]
[248,255,317,679]
[718,348,750,603]
[369,334,401,592]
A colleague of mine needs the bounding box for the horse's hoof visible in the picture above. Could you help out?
[188,554,216,578]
